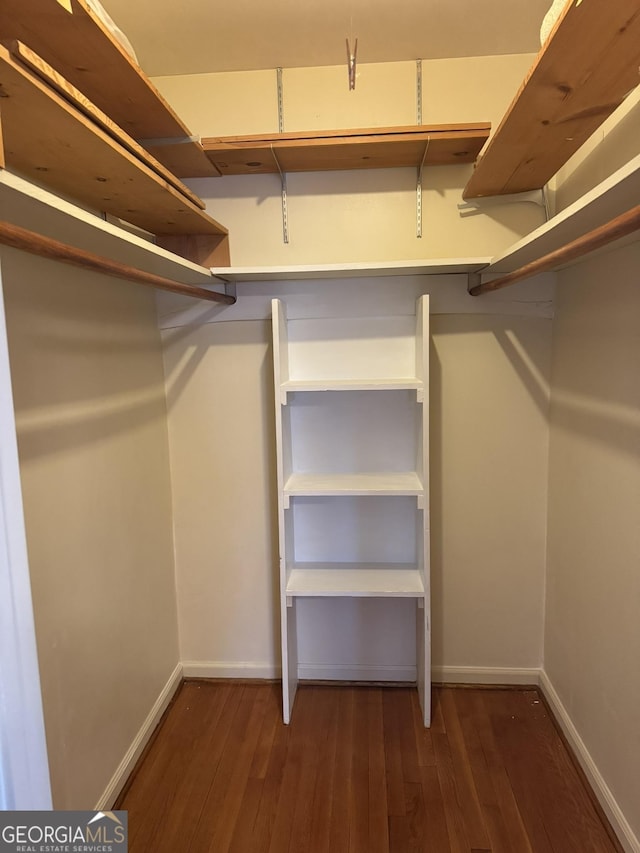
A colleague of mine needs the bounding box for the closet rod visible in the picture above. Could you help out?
[470,205,640,296]
[0,221,236,304]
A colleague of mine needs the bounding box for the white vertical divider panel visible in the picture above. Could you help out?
[271,299,298,722]
[415,295,431,726]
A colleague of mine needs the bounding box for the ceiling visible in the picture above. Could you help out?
[100,0,552,77]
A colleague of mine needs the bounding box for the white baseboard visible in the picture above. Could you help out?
[298,663,417,681]
[432,665,542,685]
[95,662,183,810]
[182,660,280,680]
[539,670,639,853]
[180,662,541,685]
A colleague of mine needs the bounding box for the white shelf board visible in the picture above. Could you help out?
[210,258,490,282]
[282,377,423,394]
[284,471,424,496]
[286,564,425,597]
[0,169,218,287]
[485,152,640,274]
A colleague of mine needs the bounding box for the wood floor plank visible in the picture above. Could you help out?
[227,778,264,853]
[397,690,421,786]
[307,687,341,853]
[439,688,492,850]
[248,683,281,780]
[473,690,534,853]
[266,688,314,853]
[118,682,622,853]
[382,689,407,817]
[288,686,330,853]
[433,731,473,853]
[367,689,390,853]
[430,686,447,734]
[453,688,514,853]
[349,688,371,853]
[327,687,355,853]
[412,688,437,767]
[206,685,271,852]
[404,781,426,851]
[247,702,291,853]
[420,764,452,853]
[487,689,567,853]
[187,685,263,852]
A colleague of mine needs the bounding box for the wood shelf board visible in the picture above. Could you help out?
[464,0,640,199]
[486,150,640,274]
[203,124,491,175]
[0,0,218,178]
[143,140,221,180]
[282,378,423,393]
[284,471,424,496]
[286,564,425,597]
[210,258,491,282]
[8,40,205,210]
[0,44,227,238]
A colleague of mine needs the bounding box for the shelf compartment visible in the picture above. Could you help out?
[287,495,425,567]
[284,472,424,497]
[203,123,491,176]
[282,389,423,483]
[282,315,420,384]
[285,564,425,597]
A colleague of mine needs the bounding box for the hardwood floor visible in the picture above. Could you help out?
[116,682,622,852]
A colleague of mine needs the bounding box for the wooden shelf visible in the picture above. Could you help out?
[202,124,491,176]
[485,150,640,274]
[0,0,218,178]
[0,43,227,242]
[464,0,640,199]
[281,378,423,394]
[285,564,425,597]
[284,472,424,497]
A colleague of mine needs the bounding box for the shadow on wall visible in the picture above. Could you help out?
[2,248,171,462]
[14,391,168,463]
[429,313,552,668]
[161,319,282,661]
[191,163,545,233]
[493,318,639,459]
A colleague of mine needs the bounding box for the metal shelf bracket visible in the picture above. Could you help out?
[275,68,289,244]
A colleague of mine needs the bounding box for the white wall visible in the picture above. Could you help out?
[154,55,544,267]
[2,248,180,808]
[545,242,640,846]
[163,319,279,673]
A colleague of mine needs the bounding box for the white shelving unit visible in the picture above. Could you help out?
[272,296,431,726]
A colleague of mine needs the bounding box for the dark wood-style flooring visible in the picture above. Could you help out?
[116,681,622,852]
